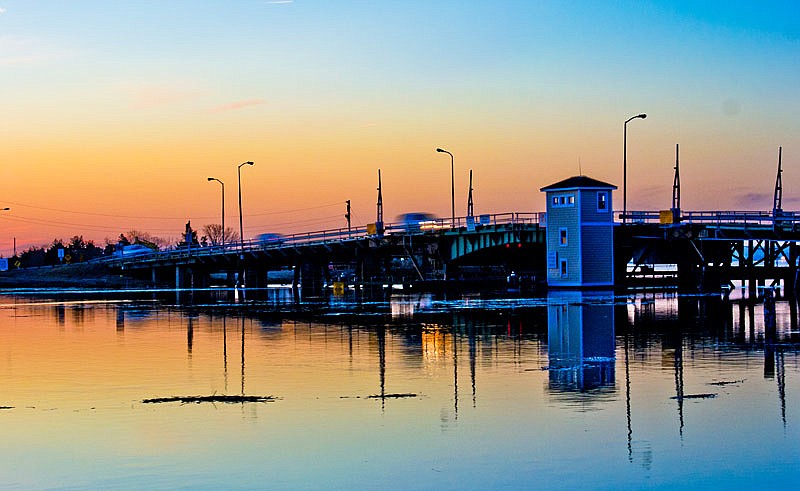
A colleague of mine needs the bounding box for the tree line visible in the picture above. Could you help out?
[8,224,238,268]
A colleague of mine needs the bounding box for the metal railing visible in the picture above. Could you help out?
[105,211,544,265]
[620,210,799,227]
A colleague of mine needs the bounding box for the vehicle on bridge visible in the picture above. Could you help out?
[396,212,442,232]
[256,233,286,246]
[113,243,155,258]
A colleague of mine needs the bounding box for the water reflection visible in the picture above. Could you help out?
[391,293,433,318]
[1,289,798,489]
[546,291,615,393]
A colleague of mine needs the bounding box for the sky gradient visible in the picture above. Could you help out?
[1,1,799,253]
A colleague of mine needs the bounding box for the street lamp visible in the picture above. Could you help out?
[623,113,647,224]
[436,148,455,225]
[207,177,225,249]
[237,161,254,254]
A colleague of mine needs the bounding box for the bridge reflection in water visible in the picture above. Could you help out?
[6,288,798,489]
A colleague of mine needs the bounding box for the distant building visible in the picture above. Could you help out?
[540,176,617,288]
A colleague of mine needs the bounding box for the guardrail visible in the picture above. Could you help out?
[105,211,544,265]
[620,210,799,227]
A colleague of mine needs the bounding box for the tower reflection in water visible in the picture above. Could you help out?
[547,291,615,392]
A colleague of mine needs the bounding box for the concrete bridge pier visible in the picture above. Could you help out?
[292,266,300,293]
[175,266,193,289]
[676,262,700,293]
[675,239,735,294]
[242,266,268,288]
[175,265,209,289]
[675,240,703,294]
[355,249,385,286]
[786,242,799,297]
[296,262,328,297]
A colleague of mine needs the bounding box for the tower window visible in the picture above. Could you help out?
[597,191,608,212]
[551,194,575,208]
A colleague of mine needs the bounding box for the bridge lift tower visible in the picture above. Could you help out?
[376,169,384,235]
[671,143,681,222]
[773,146,783,217]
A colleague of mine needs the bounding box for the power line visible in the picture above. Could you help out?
[244,214,345,232]
[247,202,342,217]
[0,214,181,234]
[2,199,342,220]
[1,200,200,220]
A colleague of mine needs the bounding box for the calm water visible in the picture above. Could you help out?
[1,288,798,490]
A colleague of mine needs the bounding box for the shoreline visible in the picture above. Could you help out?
[0,263,152,289]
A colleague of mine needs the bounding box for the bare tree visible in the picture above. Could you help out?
[115,230,171,250]
[202,224,239,246]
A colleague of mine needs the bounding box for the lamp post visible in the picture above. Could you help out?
[237,161,254,254]
[623,113,647,224]
[436,148,455,225]
[207,177,225,249]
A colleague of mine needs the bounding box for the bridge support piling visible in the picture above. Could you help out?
[243,267,265,288]
[789,242,799,297]
[297,262,326,297]
[676,241,701,294]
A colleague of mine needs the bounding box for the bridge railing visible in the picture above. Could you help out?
[239,225,371,252]
[103,211,545,264]
[621,210,799,227]
[382,212,542,233]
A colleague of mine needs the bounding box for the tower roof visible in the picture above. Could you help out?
[540,175,617,191]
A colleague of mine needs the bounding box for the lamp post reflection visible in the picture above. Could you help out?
[223,316,228,393]
[377,325,386,412]
[452,326,459,421]
[241,316,246,397]
[187,316,194,356]
[624,330,632,461]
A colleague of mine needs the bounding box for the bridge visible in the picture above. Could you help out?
[106,147,800,295]
[105,207,800,295]
[107,212,546,292]
[619,210,800,294]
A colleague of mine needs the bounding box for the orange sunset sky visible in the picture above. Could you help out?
[1,1,799,255]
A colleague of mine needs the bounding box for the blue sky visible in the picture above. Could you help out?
[1,1,799,249]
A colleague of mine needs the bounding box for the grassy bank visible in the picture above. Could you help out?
[0,262,151,289]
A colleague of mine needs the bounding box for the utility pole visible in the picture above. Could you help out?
[345,199,352,235]
[376,169,384,235]
[467,169,474,217]
[773,146,783,216]
[671,143,681,223]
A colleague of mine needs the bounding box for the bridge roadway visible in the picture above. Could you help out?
[108,209,800,293]
[107,212,545,289]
